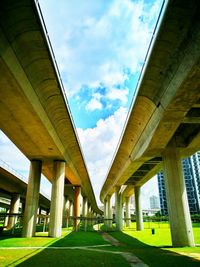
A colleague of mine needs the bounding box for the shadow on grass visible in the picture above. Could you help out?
[14,231,130,267]
[2,230,200,267]
[109,232,200,267]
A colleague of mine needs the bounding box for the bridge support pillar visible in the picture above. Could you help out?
[49,161,65,237]
[125,196,131,227]
[135,186,143,231]
[22,160,42,237]
[107,195,112,228]
[4,208,9,227]
[7,193,20,229]
[163,142,195,247]
[69,201,73,226]
[62,196,68,228]
[104,198,108,227]
[82,197,88,231]
[82,197,88,216]
[74,186,81,231]
[115,186,123,231]
[88,204,92,226]
[69,201,73,216]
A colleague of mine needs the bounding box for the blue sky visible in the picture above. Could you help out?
[39,0,163,129]
[0,0,164,206]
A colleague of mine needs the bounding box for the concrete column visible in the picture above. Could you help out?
[82,197,88,231]
[4,208,9,227]
[37,207,42,224]
[22,160,42,237]
[91,210,94,225]
[125,197,131,227]
[104,199,108,227]
[62,196,68,227]
[163,142,195,247]
[49,161,65,237]
[82,197,88,217]
[74,186,81,231]
[107,195,112,228]
[135,186,143,231]
[7,194,20,229]
[69,201,73,226]
[115,186,123,231]
[89,204,92,226]
[69,201,73,216]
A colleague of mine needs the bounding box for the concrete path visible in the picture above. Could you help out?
[101,232,149,267]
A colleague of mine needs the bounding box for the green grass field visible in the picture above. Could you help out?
[109,222,200,267]
[0,224,199,267]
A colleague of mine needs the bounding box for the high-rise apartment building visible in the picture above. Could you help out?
[158,152,200,215]
[149,195,159,209]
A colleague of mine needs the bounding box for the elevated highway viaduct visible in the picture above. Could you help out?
[0,161,50,229]
[100,0,200,247]
[0,0,102,237]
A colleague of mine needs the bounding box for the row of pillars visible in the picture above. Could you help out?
[104,186,143,231]
[20,160,97,238]
[104,142,195,247]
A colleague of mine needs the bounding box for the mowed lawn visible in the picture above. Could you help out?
[0,224,199,267]
[0,231,130,267]
[109,222,200,267]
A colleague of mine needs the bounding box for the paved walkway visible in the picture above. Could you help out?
[101,232,149,267]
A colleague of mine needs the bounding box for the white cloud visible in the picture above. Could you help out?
[0,131,51,197]
[106,87,129,105]
[85,93,103,111]
[39,0,163,97]
[86,98,103,111]
[0,131,30,177]
[77,108,160,206]
[77,107,128,204]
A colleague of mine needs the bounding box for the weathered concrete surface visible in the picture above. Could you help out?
[100,0,200,202]
[0,0,101,214]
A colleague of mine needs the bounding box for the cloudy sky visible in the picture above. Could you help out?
[0,0,164,207]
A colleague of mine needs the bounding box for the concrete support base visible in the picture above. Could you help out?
[135,186,143,231]
[49,161,65,238]
[115,187,123,231]
[22,160,42,237]
[163,142,195,247]
[7,194,20,229]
